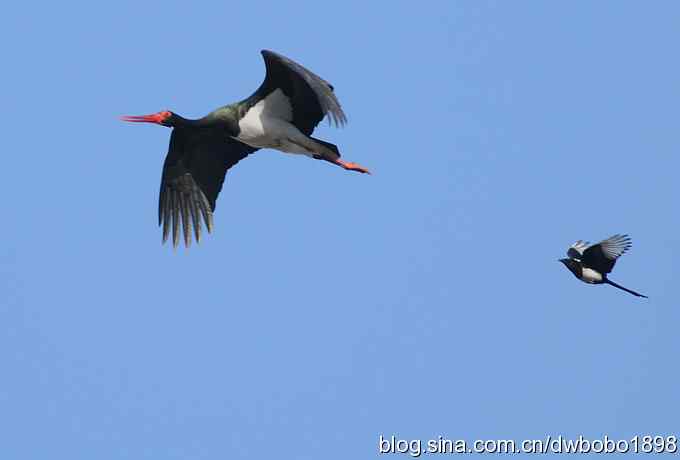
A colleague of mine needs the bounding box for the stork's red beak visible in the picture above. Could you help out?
[120,111,171,124]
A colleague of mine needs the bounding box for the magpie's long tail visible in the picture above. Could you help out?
[605,278,648,298]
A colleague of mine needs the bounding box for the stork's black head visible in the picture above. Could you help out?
[121,110,176,127]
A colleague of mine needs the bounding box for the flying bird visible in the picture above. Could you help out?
[122,50,369,248]
[559,234,647,298]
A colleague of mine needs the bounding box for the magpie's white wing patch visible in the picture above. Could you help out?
[567,240,590,259]
[598,234,632,260]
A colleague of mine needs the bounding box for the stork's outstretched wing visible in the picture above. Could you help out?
[244,50,347,136]
[159,128,258,248]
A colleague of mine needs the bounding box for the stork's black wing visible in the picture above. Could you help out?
[251,50,347,135]
[581,234,632,274]
[159,128,258,248]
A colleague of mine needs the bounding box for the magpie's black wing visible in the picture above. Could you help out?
[581,234,632,274]
[567,240,590,260]
[158,128,258,248]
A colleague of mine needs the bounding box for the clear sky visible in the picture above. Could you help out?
[1,1,678,459]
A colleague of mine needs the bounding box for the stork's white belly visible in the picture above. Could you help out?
[236,89,315,157]
[581,268,603,284]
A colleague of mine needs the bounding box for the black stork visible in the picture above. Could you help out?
[122,49,369,248]
[559,234,648,298]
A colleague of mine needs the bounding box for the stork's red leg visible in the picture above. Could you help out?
[331,158,371,174]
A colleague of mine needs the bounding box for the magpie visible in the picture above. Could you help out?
[559,234,647,298]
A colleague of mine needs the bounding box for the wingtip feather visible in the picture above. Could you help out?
[160,175,219,250]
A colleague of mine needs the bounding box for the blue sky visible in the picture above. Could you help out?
[1,1,678,458]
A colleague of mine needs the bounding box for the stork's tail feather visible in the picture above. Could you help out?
[309,137,340,160]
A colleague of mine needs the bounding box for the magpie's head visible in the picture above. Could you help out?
[559,258,575,267]
[559,258,581,278]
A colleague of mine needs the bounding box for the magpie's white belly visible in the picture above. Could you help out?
[581,268,603,284]
[236,89,315,157]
